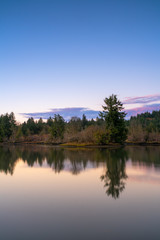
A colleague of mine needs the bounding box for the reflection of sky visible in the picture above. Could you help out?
[14,157,160,185]
[0,157,160,239]
[127,163,160,185]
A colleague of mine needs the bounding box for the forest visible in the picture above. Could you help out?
[1,95,160,145]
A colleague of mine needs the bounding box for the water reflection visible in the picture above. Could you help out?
[101,148,128,199]
[0,145,160,199]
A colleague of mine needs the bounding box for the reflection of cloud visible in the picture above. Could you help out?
[127,166,160,185]
[22,108,99,121]
[128,175,160,185]
[123,94,160,104]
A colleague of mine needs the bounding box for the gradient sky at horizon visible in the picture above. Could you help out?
[1,0,160,121]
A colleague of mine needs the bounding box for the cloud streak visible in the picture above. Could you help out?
[22,104,160,121]
[22,108,100,121]
[21,95,160,121]
[125,104,160,119]
[123,94,160,104]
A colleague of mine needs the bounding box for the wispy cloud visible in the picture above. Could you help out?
[123,94,160,104]
[126,104,160,119]
[21,94,160,121]
[123,94,160,119]
[22,104,160,121]
[22,108,99,121]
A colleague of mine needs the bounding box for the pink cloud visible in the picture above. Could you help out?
[126,104,160,119]
[123,94,160,104]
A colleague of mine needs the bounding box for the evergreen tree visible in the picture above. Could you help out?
[51,114,65,139]
[21,122,28,136]
[81,114,88,130]
[100,94,127,143]
[47,117,53,127]
[0,113,16,140]
[37,118,44,133]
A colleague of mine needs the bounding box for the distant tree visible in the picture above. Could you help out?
[96,117,105,126]
[16,125,23,140]
[26,118,38,134]
[47,117,53,127]
[21,122,28,136]
[37,118,44,133]
[81,114,88,130]
[0,112,16,140]
[89,118,95,126]
[51,114,65,139]
[100,94,127,143]
[27,118,34,134]
[67,117,82,134]
[0,122,5,141]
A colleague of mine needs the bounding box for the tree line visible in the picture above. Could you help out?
[0,112,106,144]
[1,94,160,144]
[127,111,160,142]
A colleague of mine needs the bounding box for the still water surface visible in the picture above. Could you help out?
[0,145,160,240]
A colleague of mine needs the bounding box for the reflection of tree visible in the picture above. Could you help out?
[101,149,128,199]
[0,146,18,175]
[0,144,160,198]
[47,148,65,173]
[127,146,160,168]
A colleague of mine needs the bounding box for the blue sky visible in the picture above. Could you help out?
[1,0,160,121]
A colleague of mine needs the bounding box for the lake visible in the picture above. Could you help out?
[0,145,160,240]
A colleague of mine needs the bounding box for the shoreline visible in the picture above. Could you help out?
[1,141,160,148]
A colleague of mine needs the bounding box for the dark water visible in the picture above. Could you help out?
[0,145,160,240]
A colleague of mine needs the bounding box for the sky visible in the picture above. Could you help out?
[0,0,160,122]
